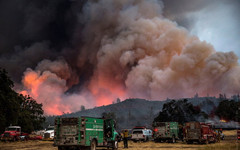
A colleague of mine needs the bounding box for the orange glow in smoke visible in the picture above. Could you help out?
[20,70,70,115]
[22,71,44,97]
[89,75,127,106]
[19,68,127,115]
[20,90,28,96]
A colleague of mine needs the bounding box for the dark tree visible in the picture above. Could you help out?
[0,68,21,132]
[116,98,121,103]
[215,100,240,122]
[102,112,116,120]
[18,95,45,133]
[80,105,86,111]
[0,68,45,133]
[153,99,208,125]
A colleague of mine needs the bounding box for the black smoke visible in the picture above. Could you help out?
[0,0,87,83]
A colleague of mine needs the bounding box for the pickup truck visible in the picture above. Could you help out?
[131,127,152,142]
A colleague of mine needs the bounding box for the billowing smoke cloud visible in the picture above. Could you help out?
[0,0,240,115]
[162,0,240,56]
[20,59,94,115]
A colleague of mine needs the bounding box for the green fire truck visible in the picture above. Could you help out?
[153,122,179,143]
[54,117,119,150]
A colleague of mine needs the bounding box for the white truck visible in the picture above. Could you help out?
[43,125,54,140]
[131,127,152,142]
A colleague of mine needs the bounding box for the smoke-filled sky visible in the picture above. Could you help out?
[0,0,240,115]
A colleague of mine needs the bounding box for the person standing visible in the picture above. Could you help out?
[123,129,129,148]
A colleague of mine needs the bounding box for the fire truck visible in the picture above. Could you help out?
[1,126,22,141]
[153,122,179,143]
[237,130,240,140]
[43,125,54,140]
[184,122,216,144]
[54,117,119,150]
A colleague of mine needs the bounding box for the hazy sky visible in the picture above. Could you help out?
[163,0,240,59]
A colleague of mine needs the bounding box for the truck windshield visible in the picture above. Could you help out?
[7,128,19,131]
[7,127,20,132]
[133,130,143,134]
[47,126,54,131]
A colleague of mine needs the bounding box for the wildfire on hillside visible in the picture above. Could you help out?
[16,0,240,115]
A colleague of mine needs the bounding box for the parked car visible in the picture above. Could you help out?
[131,127,152,142]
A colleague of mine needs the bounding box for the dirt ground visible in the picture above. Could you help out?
[0,130,239,150]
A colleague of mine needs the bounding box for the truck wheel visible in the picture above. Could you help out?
[13,137,16,142]
[90,140,97,150]
[112,140,118,150]
[205,139,209,144]
[58,146,65,150]
[172,136,176,143]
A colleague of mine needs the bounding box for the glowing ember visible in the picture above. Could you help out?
[220,119,227,123]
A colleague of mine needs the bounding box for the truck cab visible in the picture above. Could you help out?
[43,125,54,140]
[1,126,21,141]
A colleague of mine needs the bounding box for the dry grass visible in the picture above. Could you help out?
[0,133,239,150]
[201,142,240,150]
[223,130,237,136]
[0,141,57,150]
[118,141,204,150]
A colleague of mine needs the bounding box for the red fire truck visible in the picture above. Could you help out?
[1,126,22,141]
[237,130,240,140]
[184,122,216,144]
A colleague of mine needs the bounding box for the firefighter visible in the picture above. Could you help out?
[123,129,129,148]
[216,129,221,142]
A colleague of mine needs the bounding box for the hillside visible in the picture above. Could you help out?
[63,98,164,129]
[45,96,225,130]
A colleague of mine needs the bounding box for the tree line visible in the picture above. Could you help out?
[153,98,240,125]
[0,68,45,133]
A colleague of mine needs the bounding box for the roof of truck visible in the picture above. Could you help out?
[57,116,110,120]
[8,126,21,128]
[133,126,146,129]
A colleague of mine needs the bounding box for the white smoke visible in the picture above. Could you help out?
[88,0,240,100]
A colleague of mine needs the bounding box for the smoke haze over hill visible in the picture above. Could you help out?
[0,0,240,115]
